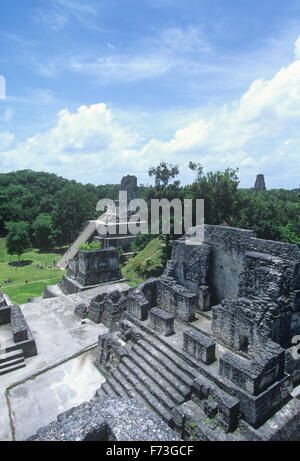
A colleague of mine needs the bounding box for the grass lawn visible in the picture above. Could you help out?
[0,238,67,305]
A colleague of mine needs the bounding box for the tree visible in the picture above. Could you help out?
[32,214,53,249]
[51,183,98,245]
[148,161,180,190]
[187,167,240,226]
[147,161,181,258]
[5,221,31,261]
[188,161,203,181]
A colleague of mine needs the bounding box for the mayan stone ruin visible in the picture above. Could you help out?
[23,224,299,441]
[43,175,139,298]
[253,174,267,193]
[0,292,37,376]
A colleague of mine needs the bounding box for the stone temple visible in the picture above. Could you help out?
[27,225,300,441]
[1,222,299,440]
[253,174,266,192]
[43,175,139,297]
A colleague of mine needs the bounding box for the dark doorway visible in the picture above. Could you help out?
[239,335,249,353]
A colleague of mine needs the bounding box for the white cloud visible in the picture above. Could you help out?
[32,6,69,31]
[1,41,300,188]
[32,0,99,31]
[69,53,175,83]
[0,132,15,150]
[0,103,140,183]
[140,58,300,187]
[63,26,211,82]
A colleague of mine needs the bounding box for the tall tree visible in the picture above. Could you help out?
[51,184,98,245]
[32,214,53,250]
[147,161,181,258]
[5,221,31,261]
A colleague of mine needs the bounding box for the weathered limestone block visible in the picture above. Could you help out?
[67,258,79,279]
[163,260,176,278]
[60,248,123,295]
[197,285,211,312]
[76,248,122,287]
[192,376,240,432]
[0,292,12,324]
[11,306,28,342]
[285,346,300,387]
[185,225,255,305]
[95,333,128,372]
[119,319,143,343]
[156,278,197,322]
[88,293,106,323]
[59,275,79,295]
[183,329,216,365]
[219,340,285,397]
[101,291,127,328]
[170,239,212,309]
[87,290,128,327]
[212,298,280,356]
[126,278,157,321]
[127,293,148,320]
[237,377,291,429]
[74,302,89,319]
[149,307,175,337]
[0,303,10,325]
[238,251,289,301]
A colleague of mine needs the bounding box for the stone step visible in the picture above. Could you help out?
[101,381,119,398]
[0,357,25,370]
[131,342,190,399]
[124,316,196,383]
[111,369,138,399]
[95,388,106,399]
[0,349,24,364]
[0,362,26,376]
[106,374,130,399]
[121,356,176,413]
[129,347,186,405]
[137,338,194,388]
[118,362,173,425]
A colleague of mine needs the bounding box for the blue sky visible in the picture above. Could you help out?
[1,0,300,188]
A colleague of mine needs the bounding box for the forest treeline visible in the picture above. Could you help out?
[0,166,299,254]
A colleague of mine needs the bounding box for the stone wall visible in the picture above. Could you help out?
[60,247,122,294]
[183,225,300,347]
[0,301,38,358]
[74,288,130,328]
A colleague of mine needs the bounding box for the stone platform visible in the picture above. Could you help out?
[0,282,130,441]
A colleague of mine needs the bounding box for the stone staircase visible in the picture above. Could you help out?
[98,317,197,426]
[57,210,120,270]
[57,221,97,269]
[0,348,26,376]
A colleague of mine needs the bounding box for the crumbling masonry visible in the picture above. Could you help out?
[30,225,300,441]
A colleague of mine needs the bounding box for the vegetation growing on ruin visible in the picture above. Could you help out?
[78,241,102,251]
[122,237,165,286]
